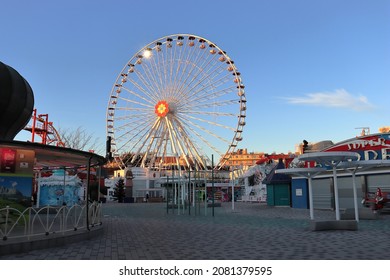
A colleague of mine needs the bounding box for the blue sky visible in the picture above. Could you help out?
[2,0,389,156]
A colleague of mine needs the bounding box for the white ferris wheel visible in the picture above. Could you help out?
[106,34,246,171]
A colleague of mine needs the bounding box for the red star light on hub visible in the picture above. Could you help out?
[155,100,169,117]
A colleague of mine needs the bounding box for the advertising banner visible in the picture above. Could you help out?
[0,148,35,208]
[322,133,390,161]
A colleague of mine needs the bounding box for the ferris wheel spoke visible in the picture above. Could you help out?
[125,77,157,103]
[177,53,220,102]
[169,116,199,168]
[170,46,208,100]
[114,107,152,114]
[192,60,226,91]
[183,99,237,110]
[170,42,187,96]
[200,71,235,92]
[181,120,225,158]
[115,95,154,109]
[160,45,170,98]
[114,113,154,140]
[156,41,174,97]
[167,39,213,96]
[181,116,232,146]
[151,127,169,162]
[186,84,237,106]
[167,119,191,169]
[180,52,224,93]
[115,120,154,151]
[180,82,231,111]
[183,95,237,115]
[133,54,166,98]
[142,56,167,101]
[165,37,202,101]
[171,118,210,169]
[141,120,159,167]
[144,120,168,166]
[134,69,156,97]
[164,117,179,158]
[179,113,236,131]
[113,110,150,126]
[148,47,166,98]
[177,116,237,160]
[129,118,162,165]
[180,67,231,105]
[174,113,230,151]
[186,111,236,119]
[139,51,164,88]
[113,112,151,123]
[114,119,150,137]
[121,88,155,108]
[135,64,163,102]
[169,40,191,100]
[149,43,169,101]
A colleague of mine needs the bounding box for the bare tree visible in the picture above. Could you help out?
[57,126,102,154]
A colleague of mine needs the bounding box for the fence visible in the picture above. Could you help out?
[0,202,102,242]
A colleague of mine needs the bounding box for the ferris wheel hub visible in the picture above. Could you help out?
[155,100,169,117]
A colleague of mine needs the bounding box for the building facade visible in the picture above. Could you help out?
[226,149,265,169]
[290,132,390,210]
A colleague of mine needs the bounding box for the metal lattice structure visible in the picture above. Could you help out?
[24,109,65,147]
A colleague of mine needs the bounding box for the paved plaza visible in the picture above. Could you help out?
[1,202,390,260]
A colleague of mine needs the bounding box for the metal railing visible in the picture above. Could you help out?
[0,202,102,242]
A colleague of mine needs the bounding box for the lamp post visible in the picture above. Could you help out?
[212,154,215,217]
[231,167,237,211]
[188,168,191,215]
[232,169,235,211]
[166,175,169,214]
[86,156,92,231]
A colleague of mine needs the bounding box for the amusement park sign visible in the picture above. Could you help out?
[323,133,390,161]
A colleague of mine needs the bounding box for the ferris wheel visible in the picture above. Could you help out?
[106,34,246,170]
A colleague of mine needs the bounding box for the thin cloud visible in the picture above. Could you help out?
[283,89,375,111]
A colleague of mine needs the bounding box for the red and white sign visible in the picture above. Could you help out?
[323,133,390,161]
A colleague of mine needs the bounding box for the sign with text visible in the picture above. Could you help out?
[323,133,390,161]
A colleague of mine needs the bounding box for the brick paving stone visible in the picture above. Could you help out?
[1,202,390,260]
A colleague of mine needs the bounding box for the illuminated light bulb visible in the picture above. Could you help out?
[143,49,152,59]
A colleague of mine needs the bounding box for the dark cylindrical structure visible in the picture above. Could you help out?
[0,61,34,140]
